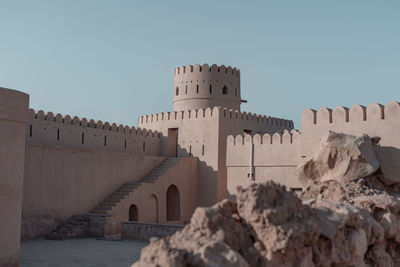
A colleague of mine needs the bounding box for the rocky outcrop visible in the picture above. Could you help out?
[297,131,379,185]
[133,131,400,266]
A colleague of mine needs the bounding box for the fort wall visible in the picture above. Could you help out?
[0,87,29,267]
[227,100,400,192]
[28,109,160,156]
[139,106,293,204]
[173,64,241,111]
[22,144,165,239]
[111,157,198,225]
[226,130,302,195]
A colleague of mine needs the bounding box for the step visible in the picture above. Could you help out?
[91,209,108,214]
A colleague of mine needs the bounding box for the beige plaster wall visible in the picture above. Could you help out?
[227,100,400,193]
[173,64,241,111]
[0,87,29,267]
[139,106,293,206]
[22,144,164,238]
[139,107,220,207]
[300,101,400,182]
[27,109,160,156]
[111,157,198,224]
[226,130,302,195]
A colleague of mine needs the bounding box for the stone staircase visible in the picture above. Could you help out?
[90,157,180,215]
[45,215,89,240]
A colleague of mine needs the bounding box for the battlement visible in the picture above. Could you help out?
[227,129,301,147]
[28,109,160,155]
[138,106,293,130]
[173,63,242,111]
[220,108,294,129]
[174,64,240,77]
[301,101,400,126]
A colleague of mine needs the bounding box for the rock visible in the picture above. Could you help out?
[297,131,379,185]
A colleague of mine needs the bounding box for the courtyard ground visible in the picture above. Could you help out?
[20,238,147,267]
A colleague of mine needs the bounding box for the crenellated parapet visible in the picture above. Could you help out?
[173,64,242,111]
[138,106,293,135]
[300,101,400,148]
[227,129,301,147]
[301,101,400,126]
[28,109,161,155]
[226,129,302,190]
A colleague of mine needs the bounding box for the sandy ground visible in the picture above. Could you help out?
[20,238,147,267]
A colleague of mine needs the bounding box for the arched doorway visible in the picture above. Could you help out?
[149,194,159,223]
[166,185,180,221]
[129,204,138,221]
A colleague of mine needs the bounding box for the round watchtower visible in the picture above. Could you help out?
[173,64,242,111]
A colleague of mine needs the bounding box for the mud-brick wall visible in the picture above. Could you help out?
[22,144,164,239]
[0,87,29,267]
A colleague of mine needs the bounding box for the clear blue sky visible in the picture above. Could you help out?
[1,1,399,128]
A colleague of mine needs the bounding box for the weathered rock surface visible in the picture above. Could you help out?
[297,131,379,185]
[133,131,400,266]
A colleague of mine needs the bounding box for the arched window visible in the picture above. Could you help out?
[129,204,138,221]
[175,87,179,96]
[166,185,180,221]
[222,86,228,95]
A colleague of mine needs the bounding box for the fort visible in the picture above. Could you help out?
[0,63,399,266]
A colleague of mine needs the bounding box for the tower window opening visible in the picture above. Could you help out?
[124,139,127,149]
[223,86,228,95]
[196,85,199,93]
[209,85,212,94]
[185,85,187,94]
[29,125,32,137]
[189,145,192,156]
[104,136,107,147]
[143,141,146,151]
[82,133,84,144]
[202,145,205,156]
[57,129,60,141]
[175,87,179,96]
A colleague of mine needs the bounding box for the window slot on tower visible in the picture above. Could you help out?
[223,86,228,95]
[104,136,107,147]
[29,125,32,137]
[202,145,205,156]
[82,133,85,144]
[209,85,212,94]
[57,129,60,141]
[196,84,199,93]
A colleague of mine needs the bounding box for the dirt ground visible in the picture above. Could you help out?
[20,238,147,267]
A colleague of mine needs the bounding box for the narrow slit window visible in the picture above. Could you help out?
[175,87,179,96]
[124,139,127,149]
[29,125,32,137]
[196,84,199,93]
[57,129,60,141]
[202,145,205,156]
[209,85,212,94]
[104,136,107,147]
[81,133,85,144]
[143,141,146,151]
[222,86,228,95]
[189,145,192,156]
[185,85,187,94]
